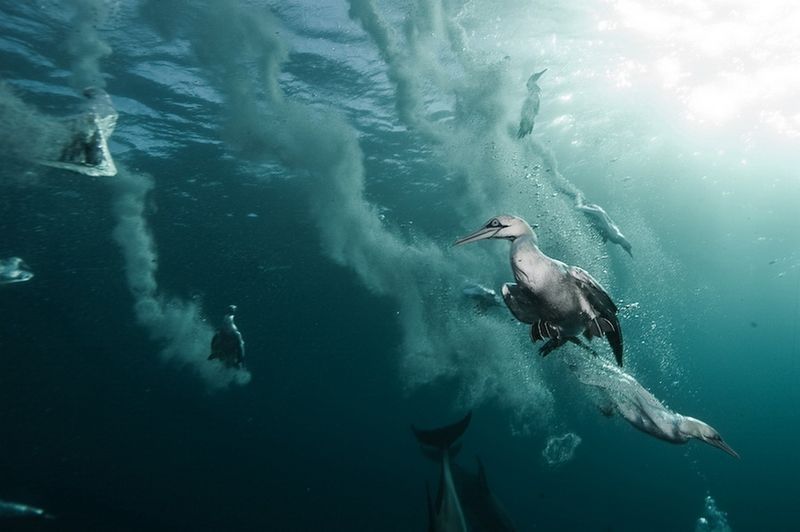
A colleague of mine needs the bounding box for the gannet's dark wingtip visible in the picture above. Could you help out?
[608,329,624,366]
[584,315,623,365]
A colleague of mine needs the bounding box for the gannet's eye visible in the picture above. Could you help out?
[488,219,501,228]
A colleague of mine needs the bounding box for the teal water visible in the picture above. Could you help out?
[1,1,798,530]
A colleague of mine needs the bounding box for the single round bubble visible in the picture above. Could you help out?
[542,432,582,466]
[0,257,34,285]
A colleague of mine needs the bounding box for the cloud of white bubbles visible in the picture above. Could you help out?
[64,0,249,388]
[0,98,248,387]
[367,0,686,382]
[66,0,112,90]
[349,0,689,411]
[142,0,687,425]
[346,0,591,243]
[110,166,250,388]
[1,0,114,169]
[169,0,555,425]
[0,83,69,164]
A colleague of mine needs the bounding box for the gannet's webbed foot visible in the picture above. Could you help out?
[531,320,566,357]
[539,338,566,357]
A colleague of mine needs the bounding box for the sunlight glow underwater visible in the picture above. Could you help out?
[606,0,800,135]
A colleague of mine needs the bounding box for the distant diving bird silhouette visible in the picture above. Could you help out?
[517,68,547,138]
[208,305,246,369]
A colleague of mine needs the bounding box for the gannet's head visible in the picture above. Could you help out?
[526,68,547,90]
[221,305,238,331]
[679,416,739,458]
[454,215,535,246]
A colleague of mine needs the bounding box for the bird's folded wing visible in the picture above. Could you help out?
[501,283,539,324]
[568,266,618,314]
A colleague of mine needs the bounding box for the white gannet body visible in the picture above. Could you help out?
[571,357,739,458]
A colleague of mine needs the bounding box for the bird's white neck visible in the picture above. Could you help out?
[511,232,540,253]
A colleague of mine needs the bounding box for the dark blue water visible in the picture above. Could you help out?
[1,1,799,531]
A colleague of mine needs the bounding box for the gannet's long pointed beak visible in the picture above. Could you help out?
[682,416,740,459]
[704,437,740,459]
[454,226,500,247]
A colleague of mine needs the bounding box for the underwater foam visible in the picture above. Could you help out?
[110,166,251,388]
[151,0,557,423]
[66,0,112,90]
